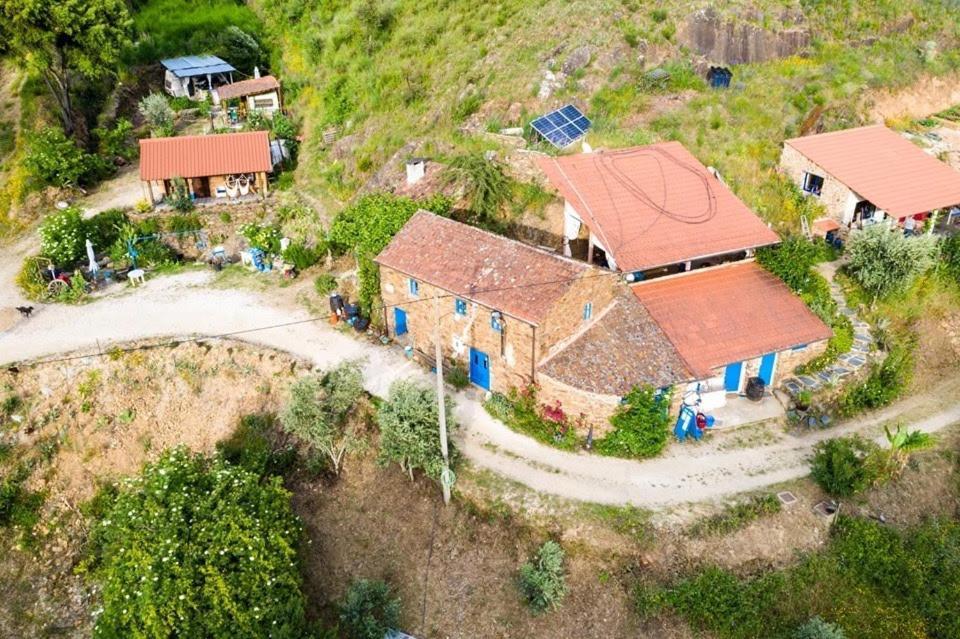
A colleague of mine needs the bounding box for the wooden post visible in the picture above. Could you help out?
[260,172,269,198]
[433,295,452,506]
[587,235,594,265]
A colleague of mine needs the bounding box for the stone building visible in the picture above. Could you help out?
[139,131,272,206]
[781,125,960,230]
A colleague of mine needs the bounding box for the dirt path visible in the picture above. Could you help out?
[2,270,958,508]
[81,165,144,216]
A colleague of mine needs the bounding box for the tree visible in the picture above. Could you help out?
[24,128,109,188]
[215,26,265,75]
[83,448,307,638]
[0,0,132,137]
[339,579,401,639]
[518,541,567,613]
[377,380,456,482]
[871,423,933,480]
[845,224,939,299]
[138,93,175,138]
[280,362,366,474]
[38,206,87,266]
[443,152,512,225]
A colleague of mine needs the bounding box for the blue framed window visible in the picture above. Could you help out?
[791,343,807,351]
[583,302,593,321]
[491,312,503,333]
[408,278,419,296]
[455,298,467,316]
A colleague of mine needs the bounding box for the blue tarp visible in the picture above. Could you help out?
[161,55,235,78]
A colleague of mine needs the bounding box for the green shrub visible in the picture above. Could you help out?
[239,221,282,253]
[0,462,44,532]
[792,617,846,639]
[483,386,578,451]
[688,494,782,537]
[169,177,194,212]
[339,579,401,639]
[941,234,960,277]
[810,436,878,497]
[24,128,110,188]
[16,256,51,301]
[216,414,295,478]
[39,207,87,266]
[280,362,366,475]
[443,152,512,225]
[314,273,338,296]
[518,541,568,613]
[377,380,457,482]
[595,386,672,459]
[167,213,202,234]
[96,118,136,161]
[838,344,913,416]
[282,242,320,270]
[452,91,483,123]
[83,448,307,638]
[445,361,469,390]
[85,208,129,249]
[846,225,939,299]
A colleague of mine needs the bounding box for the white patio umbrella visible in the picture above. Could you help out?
[86,239,99,274]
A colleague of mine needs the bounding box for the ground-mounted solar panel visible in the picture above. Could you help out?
[530,104,592,148]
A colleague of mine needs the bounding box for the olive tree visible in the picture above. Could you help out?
[138,93,175,138]
[846,224,938,299]
[376,380,456,482]
[280,361,366,474]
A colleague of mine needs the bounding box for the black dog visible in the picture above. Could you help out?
[15,305,34,318]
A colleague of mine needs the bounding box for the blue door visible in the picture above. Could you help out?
[469,347,490,390]
[758,353,777,386]
[394,308,408,336]
[724,362,743,392]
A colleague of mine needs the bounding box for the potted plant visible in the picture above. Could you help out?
[795,390,812,412]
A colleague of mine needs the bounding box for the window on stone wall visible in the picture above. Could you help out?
[583,302,593,321]
[253,97,274,109]
[408,278,419,296]
[455,298,467,316]
[802,172,824,196]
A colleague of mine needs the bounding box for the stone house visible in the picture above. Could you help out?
[139,131,272,205]
[781,125,960,231]
[536,142,831,417]
[214,75,282,117]
[376,210,831,429]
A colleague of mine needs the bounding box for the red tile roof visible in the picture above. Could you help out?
[631,261,832,378]
[538,289,692,395]
[375,211,594,325]
[139,131,272,181]
[215,76,280,100]
[538,143,780,272]
[785,125,960,219]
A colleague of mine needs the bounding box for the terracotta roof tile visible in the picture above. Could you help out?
[538,289,692,395]
[375,211,592,324]
[538,143,780,271]
[631,262,832,377]
[215,76,280,100]
[785,125,960,219]
[139,131,272,181]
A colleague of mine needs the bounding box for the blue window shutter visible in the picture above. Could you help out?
[455,299,467,315]
[408,278,418,295]
[583,302,593,321]
[491,312,502,332]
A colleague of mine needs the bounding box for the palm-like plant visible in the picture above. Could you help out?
[882,424,933,476]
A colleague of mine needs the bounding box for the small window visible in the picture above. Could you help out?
[252,97,275,109]
[802,172,824,196]
[491,312,503,333]
[455,298,467,316]
[408,278,419,296]
[791,343,808,352]
[582,302,593,321]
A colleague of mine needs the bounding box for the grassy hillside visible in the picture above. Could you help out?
[255,0,960,229]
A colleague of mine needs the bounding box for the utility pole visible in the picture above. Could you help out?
[433,294,452,505]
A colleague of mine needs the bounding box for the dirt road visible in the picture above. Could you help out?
[2,270,958,508]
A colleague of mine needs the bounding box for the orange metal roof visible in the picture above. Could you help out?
[215,76,280,100]
[139,131,272,181]
[785,125,960,219]
[375,211,593,325]
[538,143,780,272]
[631,261,832,378]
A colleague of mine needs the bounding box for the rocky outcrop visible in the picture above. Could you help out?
[681,8,810,65]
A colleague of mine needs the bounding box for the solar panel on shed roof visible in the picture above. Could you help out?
[530,104,591,148]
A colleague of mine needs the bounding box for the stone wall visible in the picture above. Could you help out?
[537,272,618,359]
[537,372,621,433]
[779,144,859,225]
[379,266,537,394]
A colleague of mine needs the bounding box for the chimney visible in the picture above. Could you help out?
[253,66,261,78]
[406,158,426,185]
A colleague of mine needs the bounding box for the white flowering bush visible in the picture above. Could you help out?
[239,222,283,253]
[39,207,88,266]
[83,448,308,638]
